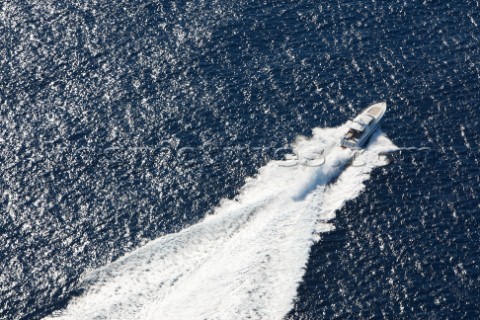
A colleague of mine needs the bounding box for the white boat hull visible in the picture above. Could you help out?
[340,102,387,149]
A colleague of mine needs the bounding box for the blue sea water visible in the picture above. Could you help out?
[1,0,479,319]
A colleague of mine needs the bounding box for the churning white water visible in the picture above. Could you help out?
[45,125,397,320]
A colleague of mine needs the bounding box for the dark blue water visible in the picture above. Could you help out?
[1,0,479,319]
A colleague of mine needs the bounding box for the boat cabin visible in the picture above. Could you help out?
[345,128,364,140]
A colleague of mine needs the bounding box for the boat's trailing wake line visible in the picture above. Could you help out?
[45,125,397,320]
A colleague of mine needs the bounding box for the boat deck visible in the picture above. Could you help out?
[368,106,382,117]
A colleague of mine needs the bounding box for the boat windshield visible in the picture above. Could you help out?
[345,128,363,140]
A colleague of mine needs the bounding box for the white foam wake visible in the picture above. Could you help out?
[45,125,397,320]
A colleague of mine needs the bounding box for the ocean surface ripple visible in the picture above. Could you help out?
[1,0,479,319]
